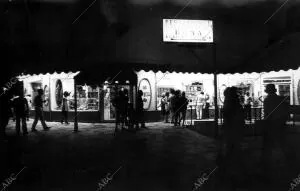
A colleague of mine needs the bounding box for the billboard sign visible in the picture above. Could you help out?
[163,19,213,43]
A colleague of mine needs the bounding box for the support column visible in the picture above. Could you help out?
[74,79,78,132]
[213,43,219,138]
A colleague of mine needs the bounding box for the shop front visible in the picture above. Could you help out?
[19,70,138,123]
[136,70,215,122]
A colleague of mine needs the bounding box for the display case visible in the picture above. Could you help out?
[69,85,99,111]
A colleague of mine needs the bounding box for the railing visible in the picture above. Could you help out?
[186,105,264,125]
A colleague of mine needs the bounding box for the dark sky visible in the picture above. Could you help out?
[0,0,299,75]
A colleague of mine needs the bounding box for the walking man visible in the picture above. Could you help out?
[31,89,50,132]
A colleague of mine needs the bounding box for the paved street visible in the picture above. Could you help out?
[2,120,300,191]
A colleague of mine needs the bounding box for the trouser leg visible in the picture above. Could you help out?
[16,116,21,136]
[39,111,48,129]
[32,113,39,130]
[21,116,27,134]
[182,111,186,126]
[65,111,69,123]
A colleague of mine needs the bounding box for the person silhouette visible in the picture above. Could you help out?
[135,90,146,129]
[221,87,245,186]
[61,91,70,124]
[262,84,289,181]
[31,89,50,131]
[164,92,170,123]
[173,90,181,126]
[179,91,188,127]
[112,90,126,132]
[12,90,29,136]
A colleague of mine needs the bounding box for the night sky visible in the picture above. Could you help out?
[0,0,300,77]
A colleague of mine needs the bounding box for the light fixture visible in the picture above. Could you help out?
[115,81,119,84]
[126,80,130,84]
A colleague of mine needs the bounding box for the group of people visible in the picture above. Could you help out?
[112,89,145,133]
[221,84,289,182]
[160,89,189,126]
[0,88,63,138]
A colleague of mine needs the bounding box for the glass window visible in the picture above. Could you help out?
[69,85,99,111]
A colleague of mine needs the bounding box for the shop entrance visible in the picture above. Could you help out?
[103,84,135,121]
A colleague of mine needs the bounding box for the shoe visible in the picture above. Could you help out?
[44,127,51,131]
[31,128,37,132]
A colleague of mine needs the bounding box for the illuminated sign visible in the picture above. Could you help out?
[138,78,152,110]
[163,19,213,43]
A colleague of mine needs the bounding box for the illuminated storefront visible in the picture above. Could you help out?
[18,70,137,122]
[136,67,300,121]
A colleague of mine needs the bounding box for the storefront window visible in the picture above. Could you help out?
[69,85,99,111]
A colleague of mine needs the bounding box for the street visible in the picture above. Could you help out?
[2,120,300,191]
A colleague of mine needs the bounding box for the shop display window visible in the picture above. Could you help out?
[69,85,99,111]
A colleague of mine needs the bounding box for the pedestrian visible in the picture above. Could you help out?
[221,87,245,185]
[203,93,210,119]
[179,91,188,126]
[31,89,50,132]
[123,89,129,127]
[112,90,126,132]
[61,91,70,124]
[160,93,167,121]
[196,92,205,120]
[244,92,252,121]
[12,90,29,136]
[25,94,32,121]
[169,89,176,124]
[135,90,146,130]
[262,84,289,181]
[164,92,170,123]
[173,90,181,126]
[127,102,135,130]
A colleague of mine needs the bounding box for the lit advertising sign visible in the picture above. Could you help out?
[163,19,213,43]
